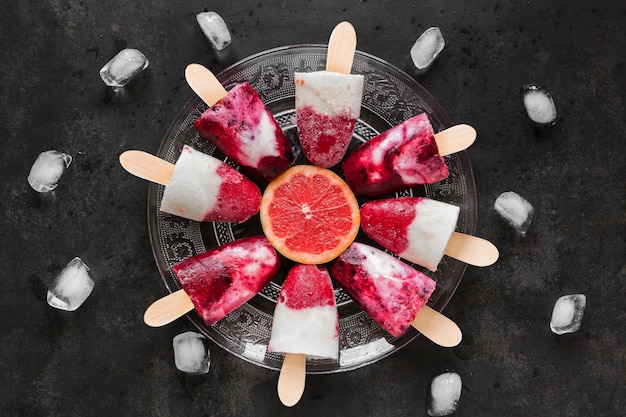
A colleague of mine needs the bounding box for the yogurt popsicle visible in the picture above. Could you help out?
[294,71,363,168]
[360,197,460,272]
[269,264,339,360]
[171,237,281,326]
[294,21,363,168]
[270,264,339,407]
[160,145,261,223]
[331,242,436,338]
[341,113,449,197]
[193,81,294,181]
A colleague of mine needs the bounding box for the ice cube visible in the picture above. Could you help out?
[28,150,72,193]
[47,257,94,311]
[494,191,534,236]
[196,12,232,51]
[427,371,462,416]
[410,27,445,72]
[99,48,149,88]
[550,294,586,335]
[173,331,211,374]
[521,84,557,126]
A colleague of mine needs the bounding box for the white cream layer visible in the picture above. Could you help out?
[294,71,364,117]
[269,303,339,360]
[401,199,459,271]
[238,110,282,167]
[160,145,221,221]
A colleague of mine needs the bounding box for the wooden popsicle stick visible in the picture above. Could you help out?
[119,150,174,186]
[445,232,499,267]
[434,124,476,156]
[144,289,194,327]
[185,63,228,106]
[277,353,307,407]
[410,306,462,347]
[326,21,357,74]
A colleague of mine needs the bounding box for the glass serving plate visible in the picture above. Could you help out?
[148,45,477,374]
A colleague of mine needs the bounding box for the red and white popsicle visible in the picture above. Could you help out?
[119,145,261,223]
[331,242,461,345]
[342,113,476,197]
[361,197,499,271]
[294,21,364,168]
[269,264,339,407]
[143,237,281,327]
[186,64,294,181]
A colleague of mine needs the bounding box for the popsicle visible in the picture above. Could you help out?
[186,64,294,181]
[143,237,281,327]
[269,264,339,359]
[269,264,339,406]
[294,21,364,168]
[119,146,261,223]
[341,113,476,197]
[331,242,461,346]
[360,197,499,271]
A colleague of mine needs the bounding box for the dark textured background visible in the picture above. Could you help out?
[1,1,625,416]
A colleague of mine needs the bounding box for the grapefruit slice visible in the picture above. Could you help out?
[260,165,360,264]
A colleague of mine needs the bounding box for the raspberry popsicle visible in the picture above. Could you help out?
[361,197,459,271]
[269,264,339,407]
[269,264,339,359]
[332,242,436,338]
[144,237,281,327]
[342,113,475,197]
[187,64,293,181]
[119,147,261,223]
[361,197,499,271]
[160,145,261,223]
[294,22,364,168]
